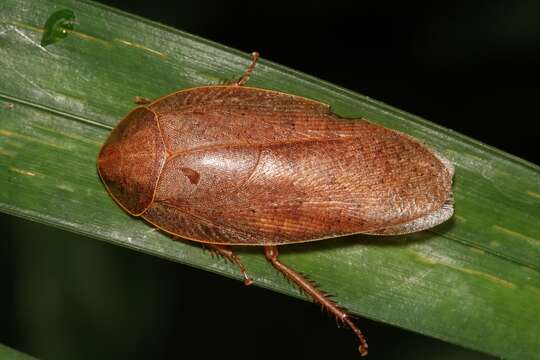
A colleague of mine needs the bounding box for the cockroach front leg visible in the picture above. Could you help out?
[264,246,368,356]
[206,244,253,286]
[134,96,153,105]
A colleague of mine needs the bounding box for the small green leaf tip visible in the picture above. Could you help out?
[40,9,76,47]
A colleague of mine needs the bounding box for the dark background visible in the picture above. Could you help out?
[1,1,538,359]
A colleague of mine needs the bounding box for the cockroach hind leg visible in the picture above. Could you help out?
[134,96,152,105]
[234,51,260,86]
[206,244,253,286]
[343,315,369,356]
[263,245,368,356]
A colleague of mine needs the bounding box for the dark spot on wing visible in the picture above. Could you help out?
[180,167,200,185]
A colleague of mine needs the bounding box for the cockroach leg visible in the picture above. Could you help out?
[235,51,260,86]
[134,96,152,105]
[206,244,253,286]
[263,245,368,356]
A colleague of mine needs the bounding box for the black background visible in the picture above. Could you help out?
[1,1,538,359]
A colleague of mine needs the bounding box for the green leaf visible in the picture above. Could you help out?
[0,344,37,360]
[1,1,539,359]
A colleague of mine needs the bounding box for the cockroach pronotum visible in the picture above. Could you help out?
[97,52,454,356]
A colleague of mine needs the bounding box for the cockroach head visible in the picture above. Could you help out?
[97,107,166,216]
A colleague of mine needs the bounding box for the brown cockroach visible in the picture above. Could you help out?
[97,52,454,356]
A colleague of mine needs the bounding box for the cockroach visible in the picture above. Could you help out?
[97,52,454,356]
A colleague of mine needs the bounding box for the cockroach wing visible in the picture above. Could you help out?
[147,86,369,152]
[141,86,453,245]
[149,86,332,117]
[365,153,455,235]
